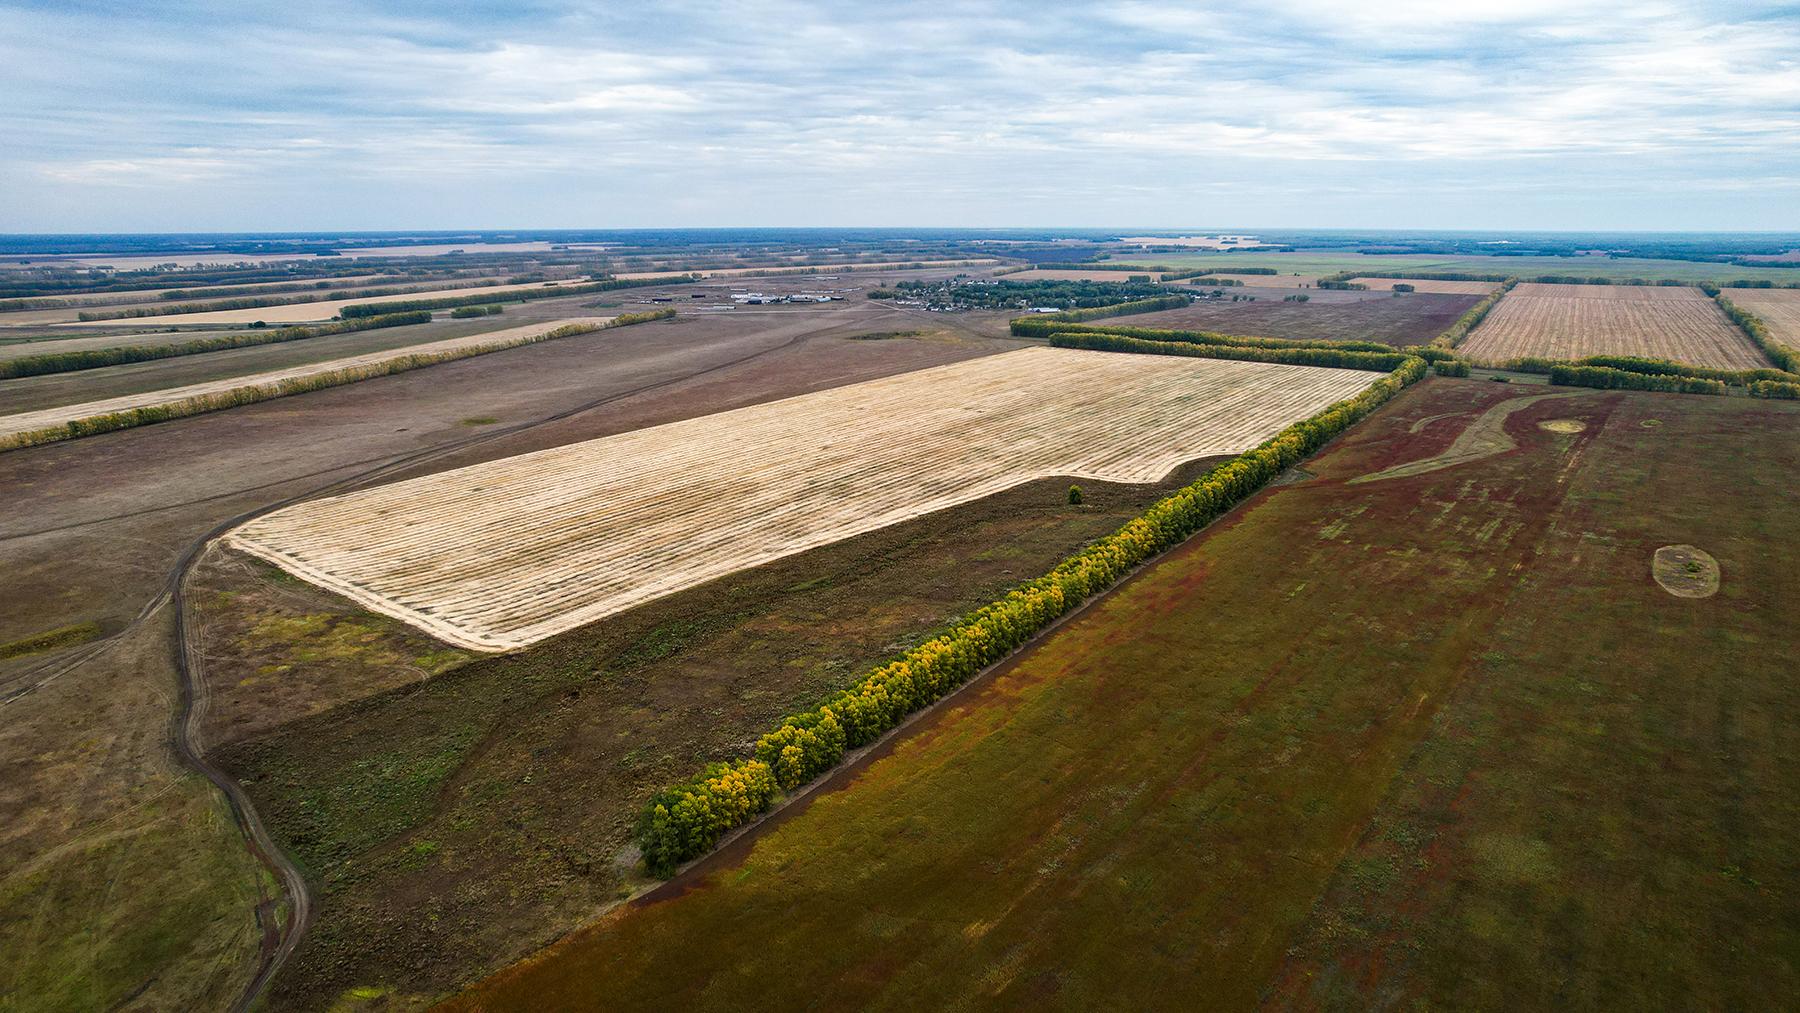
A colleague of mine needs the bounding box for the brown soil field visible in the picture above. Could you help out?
[0,300,1016,1012]
[1348,277,1501,295]
[1460,283,1768,368]
[1724,287,1800,348]
[1122,291,1480,345]
[0,317,613,442]
[229,349,1372,650]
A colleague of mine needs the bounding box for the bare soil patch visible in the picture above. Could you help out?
[1124,291,1481,346]
[1653,544,1720,598]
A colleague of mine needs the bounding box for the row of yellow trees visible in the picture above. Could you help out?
[635,346,1428,875]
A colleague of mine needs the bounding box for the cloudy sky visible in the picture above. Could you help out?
[3,0,1798,232]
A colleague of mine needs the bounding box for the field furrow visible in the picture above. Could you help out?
[1460,283,1767,368]
[227,346,1375,650]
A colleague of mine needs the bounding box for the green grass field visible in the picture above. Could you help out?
[1106,250,1800,284]
[449,380,1800,1011]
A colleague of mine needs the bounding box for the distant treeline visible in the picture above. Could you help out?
[75,280,517,321]
[0,311,433,379]
[1033,294,1190,322]
[337,276,692,317]
[874,278,1167,311]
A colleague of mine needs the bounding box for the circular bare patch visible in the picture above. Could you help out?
[1653,544,1719,599]
[1538,419,1586,433]
[1641,419,1663,428]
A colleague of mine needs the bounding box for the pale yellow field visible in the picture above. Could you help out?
[1347,278,1500,295]
[227,347,1375,651]
[1724,288,1800,349]
[0,318,611,441]
[1460,283,1767,368]
[69,278,593,326]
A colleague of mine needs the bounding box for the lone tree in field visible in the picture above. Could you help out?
[1068,484,1083,505]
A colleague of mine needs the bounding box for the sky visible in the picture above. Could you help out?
[2,0,1798,232]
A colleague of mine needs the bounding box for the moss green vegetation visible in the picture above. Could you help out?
[0,311,433,379]
[0,621,101,660]
[451,384,1800,1012]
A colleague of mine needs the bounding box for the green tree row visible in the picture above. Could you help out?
[636,351,1429,874]
[1035,293,1191,322]
[1713,293,1798,373]
[1431,279,1518,349]
[1547,365,1728,395]
[1047,331,1412,371]
[449,304,504,318]
[1011,318,1395,353]
[0,311,433,379]
[1,313,671,453]
[1498,353,1800,387]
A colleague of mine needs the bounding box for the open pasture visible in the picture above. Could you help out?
[226,347,1373,651]
[1121,290,1480,345]
[451,381,1800,1012]
[1725,287,1800,347]
[1348,276,1500,295]
[1459,283,1766,368]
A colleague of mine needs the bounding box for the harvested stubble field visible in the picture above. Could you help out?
[227,347,1372,651]
[1459,283,1767,368]
[0,317,611,444]
[1347,276,1501,295]
[453,381,1800,1012]
[1724,287,1800,346]
[75,278,594,327]
[1120,290,1480,346]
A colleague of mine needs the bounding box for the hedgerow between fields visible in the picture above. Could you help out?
[0,311,433,379]
[337,276,693,317]
[0,310,674,453]
[636,347,1427,874]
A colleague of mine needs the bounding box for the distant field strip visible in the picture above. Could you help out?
[1460,283,1768,369]
[227,347,1373,651]
[0,317,611,447]
[614,259,997,281]
[1347,278,1500,295]
[72,278,595,326]
[1725,288,1800,348]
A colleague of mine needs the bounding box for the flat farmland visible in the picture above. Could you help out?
[227,347,1373,650]
[0,304,1017,1012]
[1459,283,1767,368]
[1122,290,1480,345]
[72,278,596,327]
[1348,277,1500,295]
[1725,287,1800,347]
[1106,250,1800,284]
[997,268,1169,282]
[452,381,1800,1012]
[0,317,612,444]
[1185,272,1322,288]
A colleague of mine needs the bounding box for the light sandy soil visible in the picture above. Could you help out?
[65,279,593,327]
[1347,278,1501,295]
[1460,284,1768,369]
[0,317,611,440]
[227,347,1373,650]
[1724,288,1800,349]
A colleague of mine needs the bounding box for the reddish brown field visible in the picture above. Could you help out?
[450,380,1800,1012]
[1124,290,1480,345]
[1461,283,1768,368]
